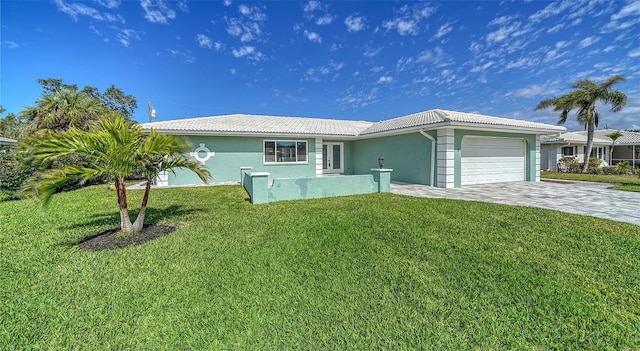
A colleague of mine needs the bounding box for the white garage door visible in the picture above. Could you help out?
[461,136,525,186]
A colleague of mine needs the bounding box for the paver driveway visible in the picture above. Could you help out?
[391,180,640,226]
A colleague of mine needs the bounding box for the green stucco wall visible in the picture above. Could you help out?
[168,136,317,185]
[352,132,435,185]
[452,130,537,187]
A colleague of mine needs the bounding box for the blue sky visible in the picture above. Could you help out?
[2,0,639,131]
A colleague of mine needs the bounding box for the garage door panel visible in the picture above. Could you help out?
[461,137,525,186]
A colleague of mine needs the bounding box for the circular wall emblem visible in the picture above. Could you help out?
[189,143,215,164]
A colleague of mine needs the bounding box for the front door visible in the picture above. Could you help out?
[322,143,343,174]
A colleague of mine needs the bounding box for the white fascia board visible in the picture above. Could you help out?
[357,122,565,139]
[141,129,359,139]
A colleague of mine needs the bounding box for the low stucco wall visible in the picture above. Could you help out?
[244,169,392,204]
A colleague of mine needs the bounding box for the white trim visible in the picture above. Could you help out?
[322,142,344,174]
[437,128,455,188]
[315,138,323,176]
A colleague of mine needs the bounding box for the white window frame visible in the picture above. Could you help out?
[263,140,308,164]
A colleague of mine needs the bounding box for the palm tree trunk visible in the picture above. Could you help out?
[583,118,595,172]
[131,180,152,232]
[116,180,134,233]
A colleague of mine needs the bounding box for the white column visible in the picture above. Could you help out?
[437,128,455,188]
[535,135,541,182]
[315,138,323,176]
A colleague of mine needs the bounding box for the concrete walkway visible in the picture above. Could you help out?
[391,180,640,226]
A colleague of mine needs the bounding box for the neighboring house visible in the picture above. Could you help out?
[141,109,565,188]
[0,137,18,152]
[541,130,640,171]
[0,136,18,146]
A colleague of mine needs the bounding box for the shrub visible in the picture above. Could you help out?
[557,157,580,173]
[586,157,604,174]
[0,151,36,201]
[615,161,632,175]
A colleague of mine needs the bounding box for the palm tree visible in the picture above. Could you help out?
[535,74,627,172]
[21,88,107,135]
[606,131,623,164]
[23,114,211,233]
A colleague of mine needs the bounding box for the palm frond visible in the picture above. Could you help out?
[25,165,101,206]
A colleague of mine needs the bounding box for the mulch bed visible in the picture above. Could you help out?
[77,224,176,251]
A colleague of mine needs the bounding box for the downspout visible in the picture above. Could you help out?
[419,129,436,187]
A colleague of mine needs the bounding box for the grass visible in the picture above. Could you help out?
[542,171,640,192]
[1,185,639,350]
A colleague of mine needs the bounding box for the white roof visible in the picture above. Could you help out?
[543,130,640,146]
[360,109,566,135]
[142,114,373,136]
[0,136,18,145]
[141,109,566,137]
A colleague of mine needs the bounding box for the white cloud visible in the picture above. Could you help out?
[611,1,640,20]
[629,48,640,58]
[336,87,379,108]
[140,0,176,24]
[470,61,494,73]
[544,40,571,62]
[303,0,321,12]
[505,57,538,69]
[196,34,212,49]
[177,0,188,12]
[511,84,554,98]
[363,45,383,57]
[605,1,640,32]
[378,76,393,83]
[344,15,365,33]
[529,0,574,22]
[223,0,232,6]
[578,36,600,48]
[117,28,141,47]
[433,23,453,39]
[232,45,265,60]
[370,66,384,73]
[54,0,125,23]
[304,60,344,81]
[93,0,121,9]
[382,3,437,35]
[169,49,195,63]
[316,15,334,25]
[486,22,521,44]
[238,4,266,21]
[488,15,517,26]
[226,18,264,43]
[330,43,342,51]
[547,23,565,33]
[303,30,321,43]
[382,18,418,35]
[416,46,447,65]
[2,41,20,49]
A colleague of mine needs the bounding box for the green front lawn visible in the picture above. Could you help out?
[542,171,640,192]
[1,185,639,350]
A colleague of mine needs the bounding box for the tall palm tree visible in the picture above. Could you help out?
[535,74,627,172]
[23,114,211,233]
[21,88,107,135]
[606,131,623,164]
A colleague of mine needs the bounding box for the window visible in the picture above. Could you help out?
[264,140,308,164]
[562,146,574,156]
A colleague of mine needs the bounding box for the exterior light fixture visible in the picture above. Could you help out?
[378,155,384,169]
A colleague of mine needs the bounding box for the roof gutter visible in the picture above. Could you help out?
[419,129,435,187]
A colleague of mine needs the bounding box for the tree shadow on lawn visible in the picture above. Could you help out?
[57,205,205,252]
